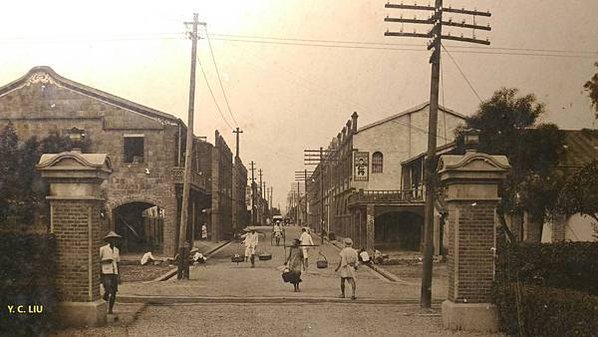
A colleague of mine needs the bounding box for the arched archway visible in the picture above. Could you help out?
[112,201,164,253]
[375,211,423,251]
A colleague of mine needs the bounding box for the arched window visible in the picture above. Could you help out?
[372,151,383,173]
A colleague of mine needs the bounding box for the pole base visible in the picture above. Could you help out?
[442,300,498,332]
[57,300,106,328]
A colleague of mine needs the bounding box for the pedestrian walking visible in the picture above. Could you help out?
[273,222,283,246]
[241,228,259,267]
[335,237,358,300]
[201,223,208,240]
[284,238,304,292]
[299,227,314,270]
[99,231,121,314]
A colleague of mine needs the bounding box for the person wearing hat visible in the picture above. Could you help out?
[334,237,358,300]
[99,231,121,314]
[241,228,259,267]
[284,238,304,292]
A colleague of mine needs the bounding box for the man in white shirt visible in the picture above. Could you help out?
[99,231,121,314]
[273,222,283,246]
[299,227,314,270]
[242,228,259,268]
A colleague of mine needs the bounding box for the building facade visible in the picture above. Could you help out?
[0,66,245,256]
[307,103,466,253]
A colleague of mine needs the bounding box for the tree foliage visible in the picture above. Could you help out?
[584,62,598,113]
[455,88,566,233]
[558,160,598,237]
[0,123,86,225]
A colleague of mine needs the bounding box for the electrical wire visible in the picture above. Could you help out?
[208,32,598,56]
[197,56,234,130]
[442,43,483,103]
[208,36,598,59]
[204,26,239,127]
[0,30,595,59]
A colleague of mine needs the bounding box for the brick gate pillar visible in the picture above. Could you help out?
[437,150,509,332]
[37,151,112,327]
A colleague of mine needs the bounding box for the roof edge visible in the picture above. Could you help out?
[0,66,181,124]
[356,102,467,134]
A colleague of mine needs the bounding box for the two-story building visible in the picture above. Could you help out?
[308,103,466,253]
[0,66,246,256]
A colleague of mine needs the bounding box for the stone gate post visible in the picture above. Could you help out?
[37,151,112,327]
[437,150,509,332]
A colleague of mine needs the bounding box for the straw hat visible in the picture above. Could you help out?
[103,231,122,240]
[343,237,353,246]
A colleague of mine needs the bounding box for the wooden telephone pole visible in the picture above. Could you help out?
[385,1,491,308]
[178,13,205,280]
[233,127,243,158]
[250,161,256,225]
[305,147,337,244]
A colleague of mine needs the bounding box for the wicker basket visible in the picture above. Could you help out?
[316,252,328,269]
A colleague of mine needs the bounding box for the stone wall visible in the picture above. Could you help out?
[0,71,182,255]
[232,157,248,230]
[211,131,233,241]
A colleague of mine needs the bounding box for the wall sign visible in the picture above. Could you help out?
[354,152,369,181]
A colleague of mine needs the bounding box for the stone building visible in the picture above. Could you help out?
[307,103,466,253]
[0,66,245,256]
[232,156,249,231]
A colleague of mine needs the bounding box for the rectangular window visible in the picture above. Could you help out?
[124,135,144,163]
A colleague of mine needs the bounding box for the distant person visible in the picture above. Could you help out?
[299,227,314,270]
[140,251,156,265]
[284,239,304,292]
[242,228,259,268]
[358,248,371,265]
[335,237,358,300]
[192,251,207,264]
[273,222,283,246]
[100,231,122,314]
[201,224,208,240]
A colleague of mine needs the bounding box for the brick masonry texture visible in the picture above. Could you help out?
[447,200,496,303]
[51,199,103,302]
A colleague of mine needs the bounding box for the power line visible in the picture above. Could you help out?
[442,44,483,103]
[209,33,598,56]
[197,56,234,129]
[208,36,597,59]
[0,31,595,59]
[204,26,239,127]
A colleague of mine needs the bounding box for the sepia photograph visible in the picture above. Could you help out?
[1,1,597,336]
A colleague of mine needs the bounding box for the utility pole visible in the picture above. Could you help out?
[233,127,243,158]
[297,181,301,226]
[250,161,256,225]
[304,169,308,227]
[296,169,313,227]
[258,169,263,224]
[385,0,491,308]
[178,13,204,280]
[304,148,337,244]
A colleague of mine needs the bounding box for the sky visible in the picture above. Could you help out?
[1,1,598,211]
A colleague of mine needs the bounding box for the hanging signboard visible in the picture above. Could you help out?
[354,152,369,181]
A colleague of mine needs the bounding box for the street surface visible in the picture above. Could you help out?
[52,226,503,336]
